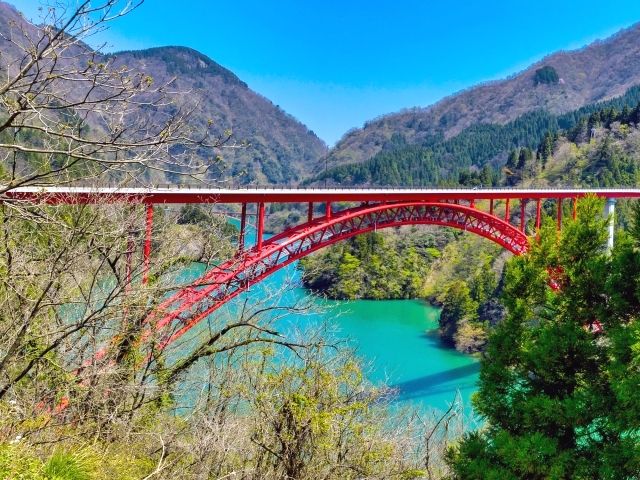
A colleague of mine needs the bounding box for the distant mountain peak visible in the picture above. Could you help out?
[111,46,247,88]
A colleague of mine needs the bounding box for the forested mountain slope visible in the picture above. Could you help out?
[0,1,327,185]
[308,85,640,186]
[322,22,640,175]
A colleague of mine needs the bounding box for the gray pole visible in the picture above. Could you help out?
[606,198,616,251]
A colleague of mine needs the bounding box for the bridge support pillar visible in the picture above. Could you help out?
[238,203,247,254]
[257,202,265,250]
[308,202,314,222]
[606,198,616,251]
[126,234,134,291]
[489,199,494,216]
[142,203,153,284]
[326,201,332,220]
[572,197,578,220]
[504,198,510,222]
[520,200,527,232]
[557,198,563,230]
[535,199,541,231]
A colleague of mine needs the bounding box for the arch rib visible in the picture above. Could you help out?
[150,201,529,348]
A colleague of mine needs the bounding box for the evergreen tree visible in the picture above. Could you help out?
[506,149,519,169]
[537,131,555,167]
[446,196,640,478]
[517,147,533,170]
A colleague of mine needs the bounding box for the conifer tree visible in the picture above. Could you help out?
[446,196,640,479]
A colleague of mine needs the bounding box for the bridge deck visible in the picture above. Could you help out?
[5,186,640,204]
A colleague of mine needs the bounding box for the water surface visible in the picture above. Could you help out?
[178,257,480,416]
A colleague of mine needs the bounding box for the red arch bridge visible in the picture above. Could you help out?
[7,187,639,348]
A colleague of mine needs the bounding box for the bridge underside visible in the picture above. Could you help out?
[150,201,529,348]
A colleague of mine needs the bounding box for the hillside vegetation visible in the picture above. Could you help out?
[322,21,640,170]
[309,85,640,187]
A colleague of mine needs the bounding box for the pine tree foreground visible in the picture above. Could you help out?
[446,196,640,479]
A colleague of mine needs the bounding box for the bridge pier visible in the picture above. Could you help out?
[520,200,527,232]
[126,232,135,291]
[308,202,313,222]
[557,198,562,230]
[504,198,510,222]
[238,202,247,254]
[535,199,541,231]
[326,201,332,220]
[257,202,265,250]
[606,198,616,251]
[142,203,153,284]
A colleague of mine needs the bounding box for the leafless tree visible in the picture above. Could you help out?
[0,0,232,192]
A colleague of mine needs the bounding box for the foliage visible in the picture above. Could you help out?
[43,451,94,480]
[300,228,450,300]
[446,196,640,478]
[533,66,560,86]
[424,236,502,353]
[246,345,424,479]
[177,204,239,241]
[438,281,479,347]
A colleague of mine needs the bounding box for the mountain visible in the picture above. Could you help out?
[323,22,640,172]
[111,47,327,184]
[0,1,327,185]
[308,86,640,187]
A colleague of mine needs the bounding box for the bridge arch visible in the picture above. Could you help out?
[152,201,529,347]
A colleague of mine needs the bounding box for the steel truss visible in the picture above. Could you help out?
[151,201,529,347]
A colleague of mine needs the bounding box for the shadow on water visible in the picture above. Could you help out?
[390,362,481,401]
[420,329,464,352]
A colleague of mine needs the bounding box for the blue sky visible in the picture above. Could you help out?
[13,0,640,145]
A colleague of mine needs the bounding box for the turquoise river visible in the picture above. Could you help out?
[179,250,480,419]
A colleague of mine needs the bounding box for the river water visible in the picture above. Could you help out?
[179,254,480,417]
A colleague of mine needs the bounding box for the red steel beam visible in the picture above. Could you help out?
[307,202,313,222]
[142,203,153,284]
[125,235,134,291]
[238,202,247,253]
[520,200,526,232]
[535,199,542,231]
[6,187,640,205]
[504,198,510,222]
[557,197,563,230]
[256,202,265,250]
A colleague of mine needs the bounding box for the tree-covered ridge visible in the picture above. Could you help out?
[323,22,640,170]
[113,46,249,86]
[299,228,453,300]
[503,100,640,195]
[309,85,640,187]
